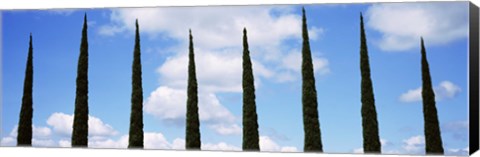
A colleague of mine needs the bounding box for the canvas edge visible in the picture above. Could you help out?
[469,1,479,156]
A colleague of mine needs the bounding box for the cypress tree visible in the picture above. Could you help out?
[17,33,34,146]
[242,28,260,151]
[71,14,89,147]
[128,19,144,148]
[301,7,323,152]
[420,37,444,154]
[185,29,201,150]
[359,13,381,153]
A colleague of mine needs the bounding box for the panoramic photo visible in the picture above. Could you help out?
[1,1,470,156]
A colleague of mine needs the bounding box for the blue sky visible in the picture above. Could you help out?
[1,2,470,156]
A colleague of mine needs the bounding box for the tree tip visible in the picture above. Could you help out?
[302,6,306,14]
[243,27,247,33]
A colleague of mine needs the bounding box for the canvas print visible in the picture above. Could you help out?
[1,1,478,156]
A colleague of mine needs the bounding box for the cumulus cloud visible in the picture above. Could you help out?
[399,81,461,103]
[352,148,364,153]
[144,86,236,125]
[402,135,425,154]
[102,6,329,138]
[98,6,319,49]
[365,2,468,51]
[0,137,15,146]
[0,125,54,147]
[58,140,71,147]
[208,124,242,136]
[46,112,118,137]
[202,142,241,151]
[399,87,422,103]
[259,136,298,152]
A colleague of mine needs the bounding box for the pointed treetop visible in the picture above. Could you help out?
[29,33,32,42]
[360,12,364,20]
[83,13,88,30]
[189,29,193,40]
[243,27,247,34]
[421,36,424,44]
[135,18,139,27]
[302,6,305,14]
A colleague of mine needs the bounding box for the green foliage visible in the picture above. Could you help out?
[359,13,381,153]
[17,33,34,146]
[301,7,323,152]
[242,28,260,151]
[128,19,144,148]
[72,14,89,147]
[420,38,444,154]
[185,29,201,150]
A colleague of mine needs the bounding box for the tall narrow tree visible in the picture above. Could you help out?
[17,33,34,146]
[359,13,381,153]
[128,19,144,148]
[420,37,444,154]
[185,29,201,150]
[71,14,89,147]
[242,28,260,151]
[301,7,323,152]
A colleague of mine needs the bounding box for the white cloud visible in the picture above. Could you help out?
[208,124,242,136]
[171,138,185,150]
[46,112,118,137]
[399,81,461,103]
[380,138,390,146]
[0,137,15,146]
[436,81,461,100]
[88,135,128,148]
[60,132,184,149]
[366,2,468,51]
[88,115,119,137]
[32,126,52,139]
[46,112,73,136]
[144,133,171,149]
[281,50,330,75]
[103,6,329,138]
[259,136,298,152]
[32,139,56,147]
[280,146,298,152]
[402,135,425,153]
[58,140,71,147]
[98,6,319,49]
[0,125,52,146]
[352,148,363,153]
[157,49,273,93]
[399,87,422,102]
[202,142,241,151]
[0,127,55,147]
[144,86,236,125]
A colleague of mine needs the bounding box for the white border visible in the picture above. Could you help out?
[0,0,478,157]
[0,0,475,10]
